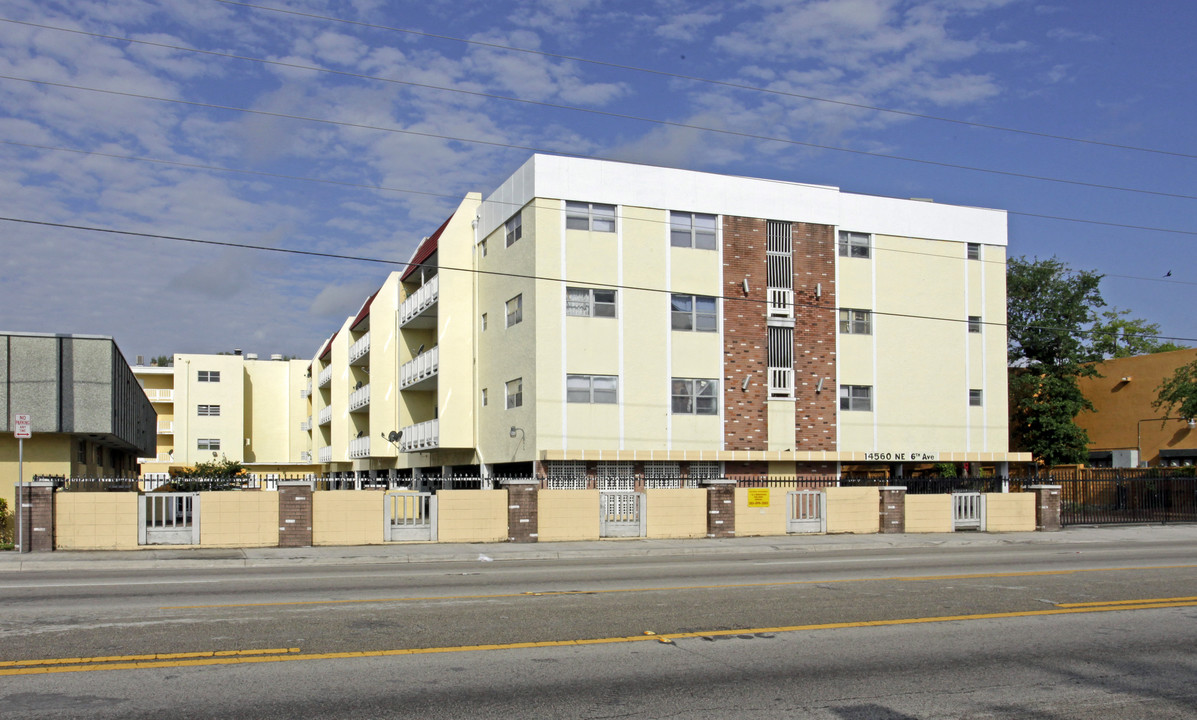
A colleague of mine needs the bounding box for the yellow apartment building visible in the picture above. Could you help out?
[133,352,317,478]
[1076,348,1197,468]
[305,155,1028,481]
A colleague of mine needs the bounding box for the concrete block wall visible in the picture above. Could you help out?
[436,490,507,543]
[645,488,707,539]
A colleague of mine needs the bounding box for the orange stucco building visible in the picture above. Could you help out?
[1076,348,1197,468]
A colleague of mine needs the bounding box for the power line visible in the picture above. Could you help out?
[3,215,1193,346]
[213,0,1197,162]
[4,73,1194,205]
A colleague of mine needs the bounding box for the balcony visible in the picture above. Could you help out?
[349,383,370,412]
[348,332,370,366]
[349,435,371,459]
[399,418,439,452]
[767,287,793,319]
[317,446,332,464]
[145,389,174,403]
[300,417,312,432]
[768,367,794,398]
[318,407,332,426]
[400,275,439,328]
[300,381,311,399]
[400,346,439,390]
[157,421,174,435]
[300,450,312,463]
[317,366,333,388]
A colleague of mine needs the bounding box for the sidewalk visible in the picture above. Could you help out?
[3,525,1196,571]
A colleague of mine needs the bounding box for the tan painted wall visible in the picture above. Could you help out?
[198,491,279,548]
[537,489,600,541]
[904,494,953,533]
[645,488,707,539]
[369,273,401,469]
[436,490,507,542]
[436,195,482,452]
[173,354,246,466]
[313,490,385,545]
[1,435,72,506]
[733,487,788,537]
[984,493,1035,532]
[825,486,879,533]
[55,493,139,550]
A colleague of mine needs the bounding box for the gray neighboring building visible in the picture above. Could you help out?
[2,332,155,504]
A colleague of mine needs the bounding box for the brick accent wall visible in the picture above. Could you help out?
[706,482,736,538]
[278,482,313,547]
[791,222,837,451]
[504,480,539,542]
[722,216,769,450]
[879,487,906,533]
[1030,485,1062,531]
[18,482,55,552]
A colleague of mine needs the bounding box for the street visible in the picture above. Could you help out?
[3,534,1197,718]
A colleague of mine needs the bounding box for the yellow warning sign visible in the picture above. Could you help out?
[746,488,770,508]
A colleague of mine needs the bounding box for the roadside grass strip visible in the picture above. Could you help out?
[5,598,1197,676]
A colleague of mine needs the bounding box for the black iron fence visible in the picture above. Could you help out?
[1055,476,1197,525]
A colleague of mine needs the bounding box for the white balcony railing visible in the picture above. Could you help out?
[400,346,439,389]
[318,407,332,425]
[349,383,370,412]
[317,445,332,464]
[156,421,174,435]
[138,453,174,464]
[348,332,370,365]
[349,435,371,459]
[400,275,439,326]
[145,389,174,403]
[300,417,312,432]
[300,451,312,463]
[768,367,794,398]
[300,382,311,399]
[767,287,793,318]
[317,366,333,388]
[399,419,439,452]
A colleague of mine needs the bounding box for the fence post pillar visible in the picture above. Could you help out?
[502,478,539,543]
[277,480,314,547]
[1028,485,1062,531]
[879,486,906,534]
[703,478,737,538]
[15,480,56,552]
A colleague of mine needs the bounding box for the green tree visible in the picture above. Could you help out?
[1007,257,1106,467]
[1153,359,1197,422]
[173,457,244,479]
[1090,308,1186,359]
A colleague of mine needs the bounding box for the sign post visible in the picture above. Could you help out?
[14,414,31,552]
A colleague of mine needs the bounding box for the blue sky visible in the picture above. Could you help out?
[1,0,1193,361]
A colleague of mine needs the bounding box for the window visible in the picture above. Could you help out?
[671,378,718,415]
[670,211,717,249]
[481,313,488,331]
[480,239,487,257]
[839,309,872,335]
[197,404,221,416]
[197,370,221,382]
[197,438,221,451]
[969,389,983,407]
[839,385,872,411]
[967,243,980,260]
[505,378,523,409]
[506,294,523,327]
[968,315,982,333]
[838,231,871,259]
[77,440,86,463]
[481,388,488,407]
[505,213,522,246]
[565,201,616,232]
[567,374,618,404]
[566,287,617,318]
[671,294,717,332]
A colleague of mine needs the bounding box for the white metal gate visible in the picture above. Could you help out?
[952,492,986,531]
[386,492,437,541]
[139,492,200,545]
[600,491,646,538]
[786,490,826,534]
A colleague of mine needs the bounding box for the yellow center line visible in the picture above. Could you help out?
[0,647,300,669]
[159,563,1197,610]
[5,598,1196,677]
[1057,595,1197,608]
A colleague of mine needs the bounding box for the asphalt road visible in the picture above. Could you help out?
[3,536,1197,718]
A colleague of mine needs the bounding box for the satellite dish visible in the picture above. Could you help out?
[388,431,400,443]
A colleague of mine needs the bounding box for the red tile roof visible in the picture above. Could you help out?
[400,215,452,281]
